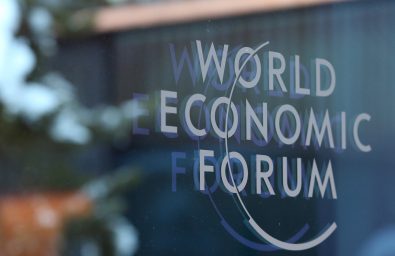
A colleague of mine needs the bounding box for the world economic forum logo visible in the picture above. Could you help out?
[164,40,371,251]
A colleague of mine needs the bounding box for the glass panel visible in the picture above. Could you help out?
[0,0,394,255]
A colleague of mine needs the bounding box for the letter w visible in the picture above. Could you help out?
[196,40,228,84]
[169,43,199,86]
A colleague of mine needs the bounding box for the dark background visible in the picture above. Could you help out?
[51,1,395,255]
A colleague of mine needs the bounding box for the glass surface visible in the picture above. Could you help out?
[1,0,395,255]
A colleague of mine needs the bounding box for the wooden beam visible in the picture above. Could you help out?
[92,0,342,33]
